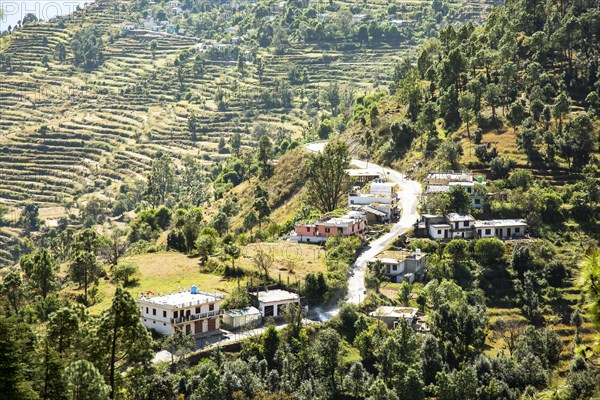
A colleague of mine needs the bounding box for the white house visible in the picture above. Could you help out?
[369,306,419,329]
[138,286,224,336]
[251,289,301,317]
[474,219,527,239]
[445,213,476,239]
[421,213,528,240]
[348,180,399,221]
[368,249,427,283]
[222,307,262,329]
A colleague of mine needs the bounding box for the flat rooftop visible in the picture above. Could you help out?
[474,219,527,227]
[375,250,427,261]
[347,169,381,176]
[369,306,418,319]
[223,307,261,317]
[256,289,299,304]
[446,213,475,222]
[139,289,224,308]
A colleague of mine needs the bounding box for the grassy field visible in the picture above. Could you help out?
[83,241,326,313]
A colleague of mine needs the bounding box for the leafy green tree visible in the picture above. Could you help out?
[230,132,242,156]
[70,26,104,70]
[367,378,399,400]
[560,114,594,170]
[210,211,230,236]
[112,261,138,286]
[458,91,475,139]
[398,281,411,306]
[69,250,102,305]
[420,334,443,386]
[91,288,152,398]
[190,361,226,400]
[1,267,24,315]
[314,328,342,390]
[162,329,195,364]
[507,101,526,133]
[552,92,570,134]
[448,186,470,213]
[0,318,38,400]
[222,286,250,310]
[306,140,351,212]
[19,203,40,231]
[48,306,81,354]
[28,248,58,299]
[243,210,259,232]
[473,238,506,270]
[54,42,67,63]
[322,82,341,114]
[195,234,216,265]
[149,40,158,58]
[257,136,273,178]
[262,324,279,367]
[578,249,600,330]
[224,243,241,268]
[64,360,110,400]
[484,83,501,122]
[146,155,174,206]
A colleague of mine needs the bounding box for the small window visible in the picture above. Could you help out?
[144,319,147,322]
[475,198,481,205]
[437,230,441,235]
[464,221,469,227]
[152,308,156,316]
[163,311,167,318]
[163,323,166,326]
[337,227,343,233]
[174,311,178,318]
[209,304,215,311]
[146,307,148,314]
[467,187,472,193]
[485,229,491,235]
[306,227,311,232]
[195,307,201,314]
[325,228,330,233]
[515,227,521,233]
[152,321,155,324]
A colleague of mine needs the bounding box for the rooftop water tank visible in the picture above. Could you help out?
[477,176,483,183]
[191,285,197,294]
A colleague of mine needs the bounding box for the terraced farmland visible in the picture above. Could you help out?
[0,0,497,268]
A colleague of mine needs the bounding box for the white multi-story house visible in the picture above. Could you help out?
[348,180,400,221]
[138,286,224,336]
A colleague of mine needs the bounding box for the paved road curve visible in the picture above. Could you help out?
[305,142,422,308]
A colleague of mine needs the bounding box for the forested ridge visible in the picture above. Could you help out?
[1,0,600,398]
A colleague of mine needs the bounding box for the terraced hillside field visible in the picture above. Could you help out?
[0,0,497,266]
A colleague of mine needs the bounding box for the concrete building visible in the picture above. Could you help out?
[348,180,400,221]
[290,211,366,243]
[368,250,427,283]
[137,286,224,336]
[445,213,476,239]
[474,219,527,239]
[419,214,528,240]
[251,289,302,317]
[222,307,262,329]
[369,306,419,329]
[346,168,382,185]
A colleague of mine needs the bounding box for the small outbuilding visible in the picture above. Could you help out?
[251,289,301,317]
[222,307,262,329]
